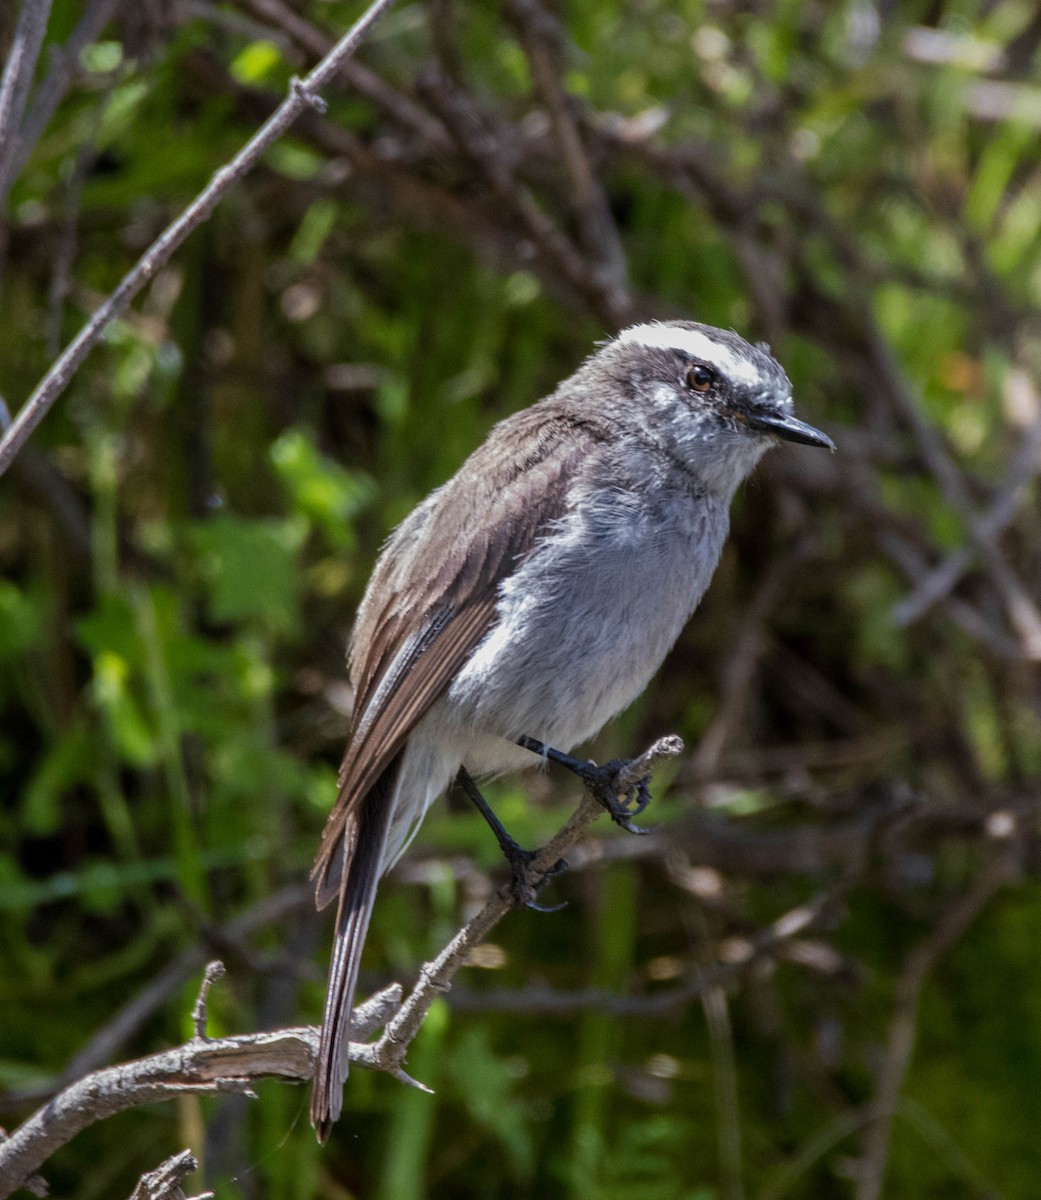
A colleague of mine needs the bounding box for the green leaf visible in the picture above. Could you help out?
[190,514,307,633]
[230,40,284,86]
[271,428,376,547]
[0,581,45,660]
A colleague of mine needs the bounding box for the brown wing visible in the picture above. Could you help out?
[311,408,606,904]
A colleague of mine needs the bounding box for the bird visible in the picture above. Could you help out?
[309,319,834,1137]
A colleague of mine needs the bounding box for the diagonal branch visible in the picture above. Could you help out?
[0,0,398,478]
[351,735,683,1085]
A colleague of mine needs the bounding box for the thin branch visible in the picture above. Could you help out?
[0,981,404,1200]
[448,889,837,1017]
[0,0,399,478]
[0,739,682,1194]
[890,397,1041,627]
[0,0,55,207]
[418,68,635,329]
[507,0,629,298]
[852,847,1021,1200]
[864,323,1041,658]
[237,0,451,150]
[0,1028,316,1199]
[7,0,122,188]
[351,736,683,1085]
[190,962,226,1040]
[128,1151,210,1200]
[691,542,807,778]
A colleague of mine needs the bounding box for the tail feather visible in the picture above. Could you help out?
[311,755,401,1141]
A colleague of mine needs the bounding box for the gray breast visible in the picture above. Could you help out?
[444,483,729,755]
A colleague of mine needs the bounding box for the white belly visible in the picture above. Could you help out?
[441,489,729,769]
[381,487,729,870]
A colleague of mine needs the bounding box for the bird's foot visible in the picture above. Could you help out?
[455,766,568,910]
[515,736,655,834]
[573,757,653,834]
[504,844,569,912]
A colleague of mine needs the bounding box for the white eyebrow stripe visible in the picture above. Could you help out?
[617,322,763,387]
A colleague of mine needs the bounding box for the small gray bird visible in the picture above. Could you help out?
[310,320,833,1137]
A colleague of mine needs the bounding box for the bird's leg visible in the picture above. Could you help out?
[455,767,567,912]
[516,735,652,834]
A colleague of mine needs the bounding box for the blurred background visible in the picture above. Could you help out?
[2,0,1041,1197]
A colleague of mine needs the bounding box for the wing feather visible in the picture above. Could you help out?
[312,409,607,903]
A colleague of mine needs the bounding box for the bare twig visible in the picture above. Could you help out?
[853,847,1021,1200]
[237,0,451,150]
[7,0,122,187]
[128,1150,210,1200]
[0,979,405,1200]
[418,69,635,329]
[891,399,1041,627]
[450,888,835,1017]
[0,0,399,477]
[0,1028,316,1199]
[507,0,630,300]
[351,735,684,1086]
[190,962,226,1039]
[864,324,1041,658]
[0,739,682,1194]
[692,544,806,778]
[0,0,55,206]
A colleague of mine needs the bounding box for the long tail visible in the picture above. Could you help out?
[310,757,400,1141]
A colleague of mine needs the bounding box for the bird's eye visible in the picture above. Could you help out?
[686,364,715,393]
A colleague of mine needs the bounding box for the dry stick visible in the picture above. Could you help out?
[691,543,806,779]
[853,847,1021,1200]
[0,1028,317,1199]
[865,324,1041,658]
[837,457,1025,660]
[0,739,681,1195]
[0,0,398,479]
[190,962,227,1039]
[128,1150,210,1200]
[0,984,402,1200]
[450,888,837,1017]
[0,0,55,205]
[891,401,1041,627]
[238,0,452,151]
[7,0,122,188]
[419,70,635,330]
[507,0,630,302]
[352,735,684,1084]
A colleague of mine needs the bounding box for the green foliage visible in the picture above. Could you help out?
[3,0,1041,1198]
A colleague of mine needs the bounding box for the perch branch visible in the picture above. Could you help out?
[0,737,682,1195]
[0,981,404,1200]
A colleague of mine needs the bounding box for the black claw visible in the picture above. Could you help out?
[505,847,569,911]
[454,766,574,910]
[614,816,652,835]
[568,756,655,834]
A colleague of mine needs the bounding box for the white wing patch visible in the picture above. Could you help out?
[617,322,764,389]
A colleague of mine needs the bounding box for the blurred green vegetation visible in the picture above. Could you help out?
[3,0,1041,1198]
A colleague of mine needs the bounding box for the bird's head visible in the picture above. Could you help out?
[585,320,834,493]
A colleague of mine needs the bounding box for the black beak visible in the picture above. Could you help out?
[746,410,835,450]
